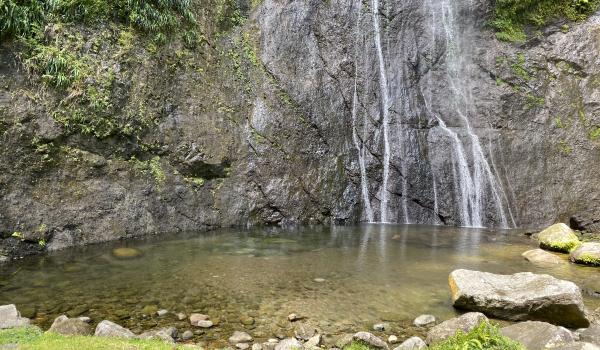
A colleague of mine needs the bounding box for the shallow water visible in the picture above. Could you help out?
[1,225,598,346]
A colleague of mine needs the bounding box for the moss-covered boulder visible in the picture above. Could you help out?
[538,223,580,253]
[570,243,600,266]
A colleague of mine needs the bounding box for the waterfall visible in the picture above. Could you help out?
[351,0,375,223]
[428,0,511,228]
[371,0,392,223]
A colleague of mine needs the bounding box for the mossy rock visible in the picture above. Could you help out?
[538,223,581,253]
[570,242,600,266]
[112,247,142,259]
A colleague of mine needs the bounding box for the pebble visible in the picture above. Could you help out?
[314,278,326,283]
[413,314,436,327]
[196,320,214,328]
[78,317,91,323]
[252,343,263,350]
[157,309,168,317]
[373,323,387,331]
[388,335,398,344]
[181,330,194,341]
[177,313,187,321]
[190,313,209,326]
[237,343,250,349]
[288,313,299,322]
[229,331,254,344]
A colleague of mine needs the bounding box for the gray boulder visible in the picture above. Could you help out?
[393,337,427,350]
[48,315,92,336]
[137,327,177,343]
[570,243,600,266]
[522,249,564,266]
[94,320,135,338]
[274,338,303,350]
[500,321,576,350]
[353,332,389,349]
[580,323,600,344]
[449,269,589,328]
[0,305,30,329]
[426,312,488,344]
[538,223,580,253]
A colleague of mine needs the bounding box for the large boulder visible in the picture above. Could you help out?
[570,243,600,266]
[48,315,92,336]
[0,304,30,329]
[425,312,488,344]
[449,269,589,328]
[538,223,580,253]
[500,321,575,350]
[522,249,564,266]
[94,320,135,338]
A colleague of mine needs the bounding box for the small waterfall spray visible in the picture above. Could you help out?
[371,0,392,223]
[351,0,375,223]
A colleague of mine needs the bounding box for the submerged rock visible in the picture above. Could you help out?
[48,315,92,336]
[112,247,142,259]
[189,313,209,326]
[229,331,253,344]
[352,332,389,349]
[393,337,427,350]
[94,320,135,338]
[570,243,600,266]
[413,314,436,327]
[0,304,30,329]
[426,312,488,344]
[500,321,575,350]
[538,223,580,253]
[373,323,388,331]
[305,334,321,348]
[449,269,589,328]
[522,249,564,266]
[181,330,194,341]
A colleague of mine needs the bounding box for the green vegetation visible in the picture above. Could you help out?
[492,0,600,42]
[430,322,525,350]
[577,252,600,266]
[0,326,189,350]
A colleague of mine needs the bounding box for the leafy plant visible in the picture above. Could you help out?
[430,322,525,350]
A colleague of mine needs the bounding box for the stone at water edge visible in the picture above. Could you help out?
[373,323,388,331]
[580,323,600,344]
[352,332,389,350]
[426,312,488,344]
[388,335,398,344]
[294,323,318,340]
[229,331,253,344]
[189,313,209,326]
[500,321,576,350]
[48,315,92,336]
[274,338,303,350]
[393,337,427,350]
[237,343,251,350]
[449,269,589,328]
[137,327,177,343]
[0,304,30,329]
[94,320,135,338]
[288,313,299,322]
[538,223,580,253]
[181,330,194,341]
[570,243,600,266]
[553,343,600,350]
[304,334,321,348]
[413,314,436,327]
[522,249,564,266]
[196,320,213,328]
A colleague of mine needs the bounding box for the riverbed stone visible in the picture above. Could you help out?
[393,337,427,350]
[252,343,263,350]
[373,323,388,331]
[353,332,389,349]
[157,309,168,317]
[580,323,600,343]
[229,331,253,343]
[237,343,250,349]
[522,249,564,266]
[189,313,209,326]
[413,314,436,327]
[138,327,177,343]
[196,320,213,328]
[388,335,398,344]
[182,330,194,340]
[48,315,92,336]
[449,269,589,328]
[274,338,303,350]
[94,320,135,338]
[294,323,317,340]
[553,343,600,350]
[0,304,30,329]
[112,247,142,259]
[570,243,600,266]
[426,312,488,344]
[538,223,581,253]
[335,334,354,348]
[305,334,321,348]
[500,321,576,350]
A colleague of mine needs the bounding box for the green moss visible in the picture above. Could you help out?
[541,239,580,253]
[557,140,573,155]
[576,252,600,266]
[185,176,205,187]
[0,326,189,349]
[148,156,165,186]
[492,0,600,42]
[430,322,525,350]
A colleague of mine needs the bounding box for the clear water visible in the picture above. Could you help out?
[0,225,598,346]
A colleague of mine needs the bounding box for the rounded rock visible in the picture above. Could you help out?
[112,247,142,259]
[413,314,436,327]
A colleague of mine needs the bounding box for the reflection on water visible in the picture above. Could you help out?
[0,225,598,345]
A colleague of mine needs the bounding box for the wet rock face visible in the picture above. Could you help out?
[2,0,600,254]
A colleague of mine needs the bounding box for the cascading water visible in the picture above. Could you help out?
[371,0,392,223]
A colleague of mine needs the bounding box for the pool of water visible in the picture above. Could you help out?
[1,224,599,346]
